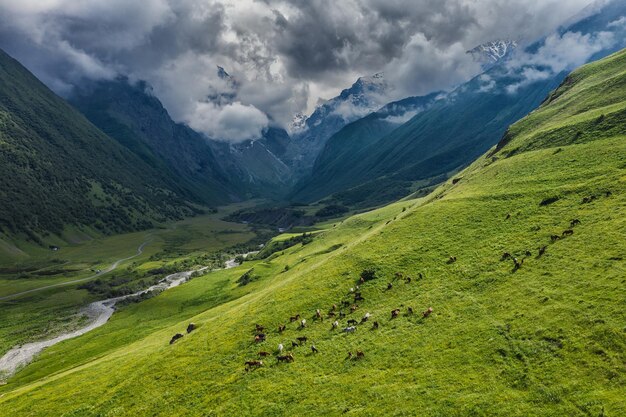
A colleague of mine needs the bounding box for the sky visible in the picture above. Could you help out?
[0,0,599,141]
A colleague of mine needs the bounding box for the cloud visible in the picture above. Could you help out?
[608,16,626,28]
[0,0,596,132]
[505,30,616,94]
[188,101,269,142]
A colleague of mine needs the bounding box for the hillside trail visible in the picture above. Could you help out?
[0,238,153,301]
[0,251,257,381]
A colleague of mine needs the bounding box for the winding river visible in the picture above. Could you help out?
[0,251,257,380]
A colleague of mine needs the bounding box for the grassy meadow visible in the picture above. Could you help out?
[1,49,625,417]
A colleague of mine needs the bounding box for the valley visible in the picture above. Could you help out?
[0,1,625,415]
[0,46,625,415]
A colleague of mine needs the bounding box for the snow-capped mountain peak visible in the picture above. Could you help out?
[289,112,308,133]
[467,40,518,64]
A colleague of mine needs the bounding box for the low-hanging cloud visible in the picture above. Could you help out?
[0,0,599,140]
[505,30,617,94]
[189,101,269,142]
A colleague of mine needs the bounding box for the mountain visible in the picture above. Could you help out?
[466,40,517,67]
[290,92,442,204]
[70,77,294,201]
[0,49,202,241]
[291,2,626,207]
[207,126,293,197]
[285,73,390,174]
[69,78,238,205]
[3,46,626,416]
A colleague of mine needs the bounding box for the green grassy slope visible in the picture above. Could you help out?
[1,50,626,416]
[0,49,199,242]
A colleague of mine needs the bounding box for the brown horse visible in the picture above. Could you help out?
[277,353,294,363]
[422,307,433,318]
[391,309,401,319]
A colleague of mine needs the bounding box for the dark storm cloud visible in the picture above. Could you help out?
[0,0,593,140]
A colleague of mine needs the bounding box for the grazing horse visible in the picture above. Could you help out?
[331,304,337,311]
[447,256,457,264]
[501,252,511,261]
[290,314,301,322]
[562,229,574,237]
[169,333,184,345]
[525,250,532,257]
[347,319,358,326]
[316,309,322,319]
[346,352,353,360]
[278,344,284,353]
[343,326,357,333]
[277,353,294,363]
[505,213,511,220]
[255,324,265,332]
[278,325,286,333]
[339,311,346,318]
[254,334,266,343]
[407,307,414,315]
[327,311,336,318]
[361,313,371,323]
[422,307,433,318]
[354,292,364,302]
[258,351,271,357]
[296,336,308,344]
[551,234,560,242]
[538,246,547,257]
[311,345,319,354]
[299,319,307,328]
[332,320,339,330]
[391,309,401,319]
[405,276,412,283]
[418,273,423,280]
[372,321,379,330]
[356,350,365,359]
[350,304,359,313]
[513,258,523,271]
[186,323,197,333]
[245,360,263,369]
[292,341,300,348]
[570,219,581,227]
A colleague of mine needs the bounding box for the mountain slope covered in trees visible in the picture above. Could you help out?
[0,49,200,241]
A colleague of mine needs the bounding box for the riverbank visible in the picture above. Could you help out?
[0,251,257,380]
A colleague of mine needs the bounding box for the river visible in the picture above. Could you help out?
[0,251,257,380]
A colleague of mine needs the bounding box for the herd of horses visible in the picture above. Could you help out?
[167,209,589,373]
[500,217,582,272]
[245,272,435,371]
